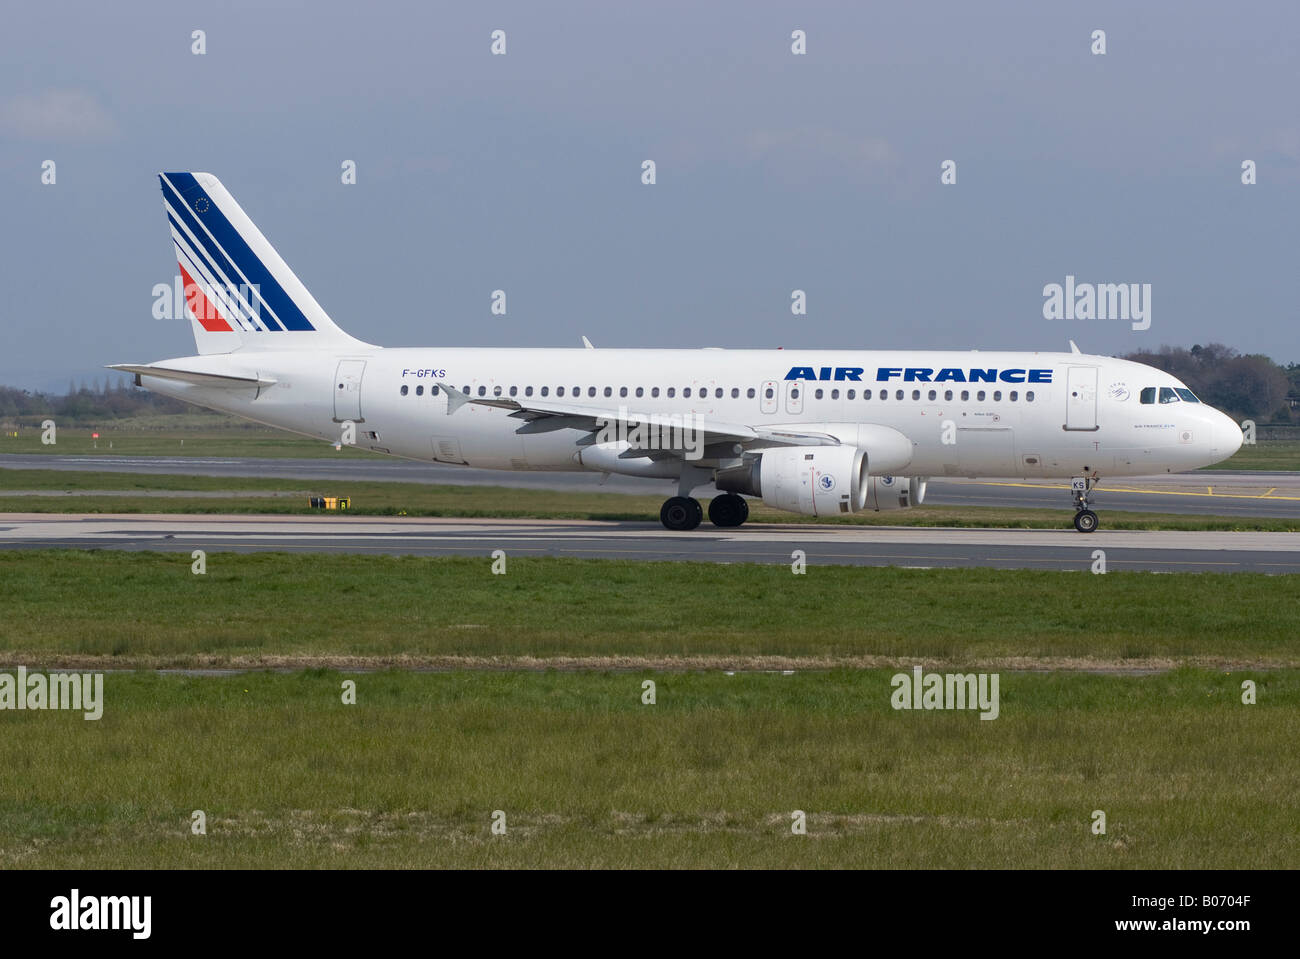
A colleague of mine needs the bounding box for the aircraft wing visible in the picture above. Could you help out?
[442,385,840,451]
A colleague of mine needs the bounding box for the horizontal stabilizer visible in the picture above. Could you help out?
[106,364,275,389]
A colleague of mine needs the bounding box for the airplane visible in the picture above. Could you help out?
[110,172,1245,533]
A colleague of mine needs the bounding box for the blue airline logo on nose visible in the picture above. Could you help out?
[783,366,1053,384]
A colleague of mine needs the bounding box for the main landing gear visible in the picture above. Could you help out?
[707,492,749,528]
[1071,474,1100,533]
[660,465,751,530]
[659,493,751,530]
[660,496,703,531]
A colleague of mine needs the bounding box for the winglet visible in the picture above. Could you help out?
[1069,339,1082,354]
[442,382,472,415]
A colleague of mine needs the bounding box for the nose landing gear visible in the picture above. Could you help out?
[1071,474,1100,533]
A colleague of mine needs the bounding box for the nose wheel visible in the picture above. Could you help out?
[1071,474,1100,533]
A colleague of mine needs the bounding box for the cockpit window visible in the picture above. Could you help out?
[1175,388,1200,403]
[1139,387,1156,404]
[1159,387,1180,403]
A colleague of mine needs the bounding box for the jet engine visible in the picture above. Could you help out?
[863,475,928,510]
[715,446,869,516]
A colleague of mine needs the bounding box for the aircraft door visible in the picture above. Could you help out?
[1064,366,1098,431]
[759,380,778,414]
[333,359,366,422]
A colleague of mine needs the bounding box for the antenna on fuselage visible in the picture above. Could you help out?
[1069,340,1082,354]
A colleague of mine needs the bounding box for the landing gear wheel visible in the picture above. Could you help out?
[1069,473,1101,533]
[661,496,703,531]
[707,493,749,528]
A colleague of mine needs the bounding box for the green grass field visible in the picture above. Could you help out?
[2,551,1296,868]
[2,467,1296,530]
[2,551,1297,668]
[1203,440,1300,471]
[1,668,1295,868]
[0,423,383,458]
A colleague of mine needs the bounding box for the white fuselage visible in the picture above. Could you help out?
[139,346,1243,482]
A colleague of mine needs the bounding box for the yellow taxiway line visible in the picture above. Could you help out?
[971,481,1300,502]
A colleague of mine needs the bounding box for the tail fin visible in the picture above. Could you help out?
[158,172,369,354]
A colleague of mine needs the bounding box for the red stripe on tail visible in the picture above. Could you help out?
[178,263,233,333]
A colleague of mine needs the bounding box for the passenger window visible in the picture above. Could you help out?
[791,387,800,399]
[1139,387,1156,404]
[993,390,1001,401]
[961,390,969,401]
[1159,387,1179,403]
[400,385,409,396]
[731,388,739,398]
[1009,391,1017,401]
[895,390,904,400]
[747,388,755,398]
[588,387,596,397]
[667,388,676,398]
[652,387,660,398]
[477,386,486,396]
[977,390,986,401]
[604,387,613,397]
[864,390,872,400]
[635,387,644,398]
[540,386,548,396]
[509,386,517,396]
[927,390,936,401]
[557,387,565,397]
[911,389,920,400]
[944,390,952,401]
[684,388,692,398]
[1026,391,1035,402]
[814,388,824,400]
[524,386,532,397]
[831,389,840,399]
[847,389,855,400]
[416,385,424,396]
[764,387,773,399]
[619,387,627,397]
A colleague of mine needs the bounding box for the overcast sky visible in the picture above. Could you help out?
[1,0,1296,392]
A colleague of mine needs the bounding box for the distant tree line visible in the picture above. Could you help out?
[0,378,189,424]
[1121,344,1297,423]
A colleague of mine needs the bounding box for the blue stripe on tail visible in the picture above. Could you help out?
[160,173,316,332]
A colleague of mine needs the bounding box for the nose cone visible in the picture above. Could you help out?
[1209,410,1244,462]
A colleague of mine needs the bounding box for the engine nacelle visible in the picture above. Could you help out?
[716,446,869,516]
[864,475,928,510]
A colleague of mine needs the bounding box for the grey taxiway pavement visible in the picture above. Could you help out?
[2,514,1297,573]
[2,453,1300,518]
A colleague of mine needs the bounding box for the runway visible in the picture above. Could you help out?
[2,513,1297,572]
[3,454,1300,518]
